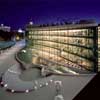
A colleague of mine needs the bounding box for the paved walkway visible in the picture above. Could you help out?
[1,63,54,92]
[0,40,25,65]
[0,40,54,92]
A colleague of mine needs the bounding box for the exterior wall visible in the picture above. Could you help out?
[98,26,100,71]
[0,26,11,32]
[26,24,98,72]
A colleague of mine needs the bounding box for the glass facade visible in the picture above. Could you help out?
[98,26,100,71]
[26,24,98,72]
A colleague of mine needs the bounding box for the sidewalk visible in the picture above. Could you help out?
[0,40,25,75]
[0,39,55,92]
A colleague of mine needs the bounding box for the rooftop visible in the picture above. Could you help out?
[26,19,98,30]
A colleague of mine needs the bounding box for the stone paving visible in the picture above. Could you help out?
[1,63,55,92]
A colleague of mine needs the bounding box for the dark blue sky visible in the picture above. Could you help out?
[0,0,100,29]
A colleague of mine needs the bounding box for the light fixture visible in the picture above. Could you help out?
[25,89,29,93]
[34,86,37,90]
[29,21,33,25]
[11,89,14,93]
[0,82,3,84]
[45,82,48,86]
[50,80,53,83]
[40,84,42,87]
[4,84,8,87]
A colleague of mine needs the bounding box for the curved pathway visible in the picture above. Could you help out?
[0,39,95,93]
[0,40,54,93]
[0,63,54,92]
[2,64,34,91]
[0,40,96,100]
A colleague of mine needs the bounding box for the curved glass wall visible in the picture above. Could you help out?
[98,26,100,71]
[26,26,97,72]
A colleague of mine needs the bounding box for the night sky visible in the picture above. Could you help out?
[0,0,100,29]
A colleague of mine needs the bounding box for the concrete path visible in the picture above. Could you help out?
[2,64,34,91]
[0,40,54,92]
[0,40,25,84]
[1,63,54,92]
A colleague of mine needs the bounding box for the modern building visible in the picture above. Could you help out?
[26,21,98,73]
[0,24,11,32]
[98,25,100,71]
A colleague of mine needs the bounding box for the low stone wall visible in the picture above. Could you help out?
[0,41,15,54]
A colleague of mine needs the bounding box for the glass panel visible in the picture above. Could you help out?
[27,27,96,71]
